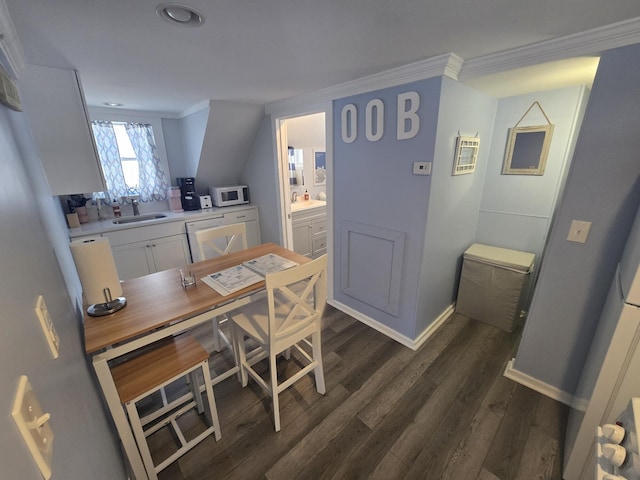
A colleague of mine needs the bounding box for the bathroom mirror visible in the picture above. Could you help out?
[288,147,305,185]
[502,124,554,175]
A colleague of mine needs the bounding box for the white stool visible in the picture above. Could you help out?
[111,334,221,479]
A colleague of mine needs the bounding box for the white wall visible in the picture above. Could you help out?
[242,116,283,244]
[417,78,497,336]
[0,107,125,479]
[476,86,589,262]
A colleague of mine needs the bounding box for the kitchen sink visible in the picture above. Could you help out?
[112,214,167,224]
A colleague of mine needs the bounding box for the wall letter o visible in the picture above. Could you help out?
[341,104,357,143]
[365,99,384,142]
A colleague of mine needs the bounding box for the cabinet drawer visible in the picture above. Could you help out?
[223,208,258,224]
[313,236,327,254]
[103,221,186,246]
[313,219,327,235]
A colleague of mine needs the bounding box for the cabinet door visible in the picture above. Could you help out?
[150,235,191,272]
[21,64,105,195]
[112,242,154,281]
[292,221,313,257]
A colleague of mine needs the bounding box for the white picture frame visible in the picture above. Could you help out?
[502,124,554,175]
[452,136,479,175]
[314,151,326,185]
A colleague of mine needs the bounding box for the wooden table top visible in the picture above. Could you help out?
[84,243,309,354]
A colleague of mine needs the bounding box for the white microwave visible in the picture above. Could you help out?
[210,185,249,207]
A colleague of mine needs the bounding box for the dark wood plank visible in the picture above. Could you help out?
[482,383,541,479]
[147,309,570,480]
[403,323,516,478]
[513,426,559,480]
[326,375,439,479]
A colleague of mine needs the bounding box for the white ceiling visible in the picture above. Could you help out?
[4,0,640,113]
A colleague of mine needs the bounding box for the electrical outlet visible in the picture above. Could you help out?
[567,220,592,244]
[12,376,54,480]
[35,296,59,359]
[413,161,432,175]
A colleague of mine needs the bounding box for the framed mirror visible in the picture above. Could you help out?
[502,124,554,175]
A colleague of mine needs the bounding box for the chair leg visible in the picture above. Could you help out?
[269,353,281,432]
[202,359,222,441]
[125,400,159,480]
[312,329,326,394]
[189,370,205,414]
[212,317,223,352]
[233,327,249,387]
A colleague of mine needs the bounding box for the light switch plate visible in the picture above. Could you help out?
[35,296,59,359]
[567,220,592,244]
[413,161,432,175]
[12,375,54,479]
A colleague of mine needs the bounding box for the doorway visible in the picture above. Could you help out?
[275,112,327,252]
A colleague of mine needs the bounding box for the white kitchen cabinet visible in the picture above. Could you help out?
[292,207,327,258]
[223,207,261,247]
[103,222,190,280]
[20,64,105,195]
[111,235,190,281]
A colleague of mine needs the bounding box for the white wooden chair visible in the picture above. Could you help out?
[195,223,248,383]
[196,223,248,260]
[110,334,221,479]
[229,254,328,432]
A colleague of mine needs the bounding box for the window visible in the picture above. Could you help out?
[91,120,170,203]
[111,123,140,192]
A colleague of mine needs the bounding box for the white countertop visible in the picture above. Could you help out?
[68,204,256,238]
[290,199,326,213]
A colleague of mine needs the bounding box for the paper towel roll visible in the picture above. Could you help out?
[70,237,122,305]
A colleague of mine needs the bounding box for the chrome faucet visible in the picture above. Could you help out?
[132,199,140,216]
[291,191,299,203]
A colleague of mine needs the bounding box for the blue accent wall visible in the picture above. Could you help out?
[512,43,640,395]
[333,78,441,338]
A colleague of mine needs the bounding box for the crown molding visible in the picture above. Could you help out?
[267,17,640,117]
[265,53,463,116]
[0,0,25,77]
[460,16,640,80]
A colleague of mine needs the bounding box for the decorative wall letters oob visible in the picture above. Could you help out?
[340,91,421,144]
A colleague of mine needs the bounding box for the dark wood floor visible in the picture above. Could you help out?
[149,305,568,480]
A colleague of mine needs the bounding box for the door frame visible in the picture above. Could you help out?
[273,106,333,298]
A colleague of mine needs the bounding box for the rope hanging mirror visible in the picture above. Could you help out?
[502,101,554,176]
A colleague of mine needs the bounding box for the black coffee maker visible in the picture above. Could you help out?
[176,177,199,211]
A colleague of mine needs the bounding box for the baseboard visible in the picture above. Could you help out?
[412,304,456,350]
[503,358,586,409]
[327,300,454,351]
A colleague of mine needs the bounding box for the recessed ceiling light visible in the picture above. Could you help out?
[104,102,123,107]
[156,4,205,27]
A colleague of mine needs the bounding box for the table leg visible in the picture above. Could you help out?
[93,355,149,480]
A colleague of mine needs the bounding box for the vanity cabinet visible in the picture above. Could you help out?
[292,207,327,258]
[103,222,190,281]
[20,64,105,195]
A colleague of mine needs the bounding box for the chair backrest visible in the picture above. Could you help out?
[196,223,248,260]
[264,254,328,348]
